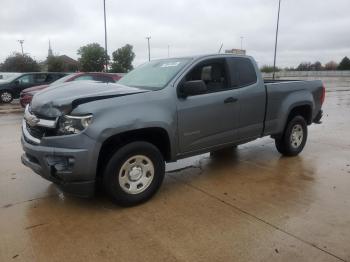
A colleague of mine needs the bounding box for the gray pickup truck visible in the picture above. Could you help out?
[21,54,325,206]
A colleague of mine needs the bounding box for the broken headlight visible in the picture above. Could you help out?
[58,114,93,135]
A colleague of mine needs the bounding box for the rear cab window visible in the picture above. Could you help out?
[227,57,257,88]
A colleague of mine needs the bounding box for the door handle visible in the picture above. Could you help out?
[224,97,238,104]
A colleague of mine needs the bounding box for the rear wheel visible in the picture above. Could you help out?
[0,90,13,103]
[103,141,165,206]
[275,116,307,156]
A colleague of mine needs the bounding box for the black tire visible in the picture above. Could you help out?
[275,116,308,156]
[103,141,165,206]
[0,90,13,103]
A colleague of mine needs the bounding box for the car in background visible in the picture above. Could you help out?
[19,72,122,108]
[0,72,67,103]
[0,72,21,80]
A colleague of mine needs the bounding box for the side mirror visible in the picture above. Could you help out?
[180,80,207,98]
[14,80,20,85]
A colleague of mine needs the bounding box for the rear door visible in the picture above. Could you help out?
[34,73,48,85]
[45,73,65,83]
[177,58,240,153]
[226,57,266,141]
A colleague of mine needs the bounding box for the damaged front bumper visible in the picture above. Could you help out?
[21,119,99,197]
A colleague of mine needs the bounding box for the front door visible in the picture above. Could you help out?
[12,74,36,96]
[177,58,239,153]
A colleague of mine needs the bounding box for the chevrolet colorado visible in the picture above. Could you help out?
[21,54,325,206]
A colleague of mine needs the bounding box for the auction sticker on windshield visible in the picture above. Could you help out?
[160,62,181,67]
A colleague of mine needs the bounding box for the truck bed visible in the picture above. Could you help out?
[263,79,303,84]
[262,79,324,136]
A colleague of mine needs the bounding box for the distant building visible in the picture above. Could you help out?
[48,40,53,57]
[225,49,246,55]
[58,55,79,68]
[40,41,79,72]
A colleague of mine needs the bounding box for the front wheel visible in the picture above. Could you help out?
[0,90,13,103]
[103,141,165,206]
[275,116,308,156]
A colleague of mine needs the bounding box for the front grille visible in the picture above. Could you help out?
[23,106,58,143]
[26,123,46,139]
[25,123,57,139]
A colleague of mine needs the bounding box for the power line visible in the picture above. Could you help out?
[218,43,223,54]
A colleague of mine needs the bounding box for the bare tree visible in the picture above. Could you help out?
[325,61,338,71]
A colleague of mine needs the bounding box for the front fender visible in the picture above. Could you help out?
[79,92,178,160]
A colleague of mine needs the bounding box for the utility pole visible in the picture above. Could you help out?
[218,43,223,54]
[103,0,108,71]
[146,36,151,61]
[240,36,244,50]
[18,40,24,55]
[273,0,282,80]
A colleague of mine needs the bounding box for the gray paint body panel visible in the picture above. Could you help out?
[21,54,324,197]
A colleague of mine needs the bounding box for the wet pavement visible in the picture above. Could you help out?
[0,88,350,262]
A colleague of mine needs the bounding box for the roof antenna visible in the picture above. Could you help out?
[218,43,223,54]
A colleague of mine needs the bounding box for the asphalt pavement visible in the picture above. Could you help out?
[0,87,349,262]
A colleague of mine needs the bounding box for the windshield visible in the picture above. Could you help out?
[118,58,191,90]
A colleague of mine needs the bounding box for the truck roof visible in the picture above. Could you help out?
[164,53,253,61]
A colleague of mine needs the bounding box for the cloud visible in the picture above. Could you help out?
[0,0,349,67]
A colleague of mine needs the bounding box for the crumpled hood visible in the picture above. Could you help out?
[30,81,148,118]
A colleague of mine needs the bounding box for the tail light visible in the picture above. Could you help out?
[320,84,326,105]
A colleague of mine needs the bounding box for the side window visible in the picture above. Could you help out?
[34,74,48,83]
[73,75,94,81]
[185,59,228,93]
[45,73,60,82]
[227,58,257,87]
[17,74,34,85]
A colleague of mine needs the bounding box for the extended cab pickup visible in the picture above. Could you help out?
[21,54,325,206]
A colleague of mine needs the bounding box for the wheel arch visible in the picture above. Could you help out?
[287,104,313,125]
[96,127,172,178]
[272,103,312,140]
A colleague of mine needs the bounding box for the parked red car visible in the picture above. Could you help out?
[20,72,122,108]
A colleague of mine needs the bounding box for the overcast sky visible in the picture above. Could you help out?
[1,0,349,68]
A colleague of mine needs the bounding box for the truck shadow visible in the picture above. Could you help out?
[22,143,320,261]
[28,142,315,214]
